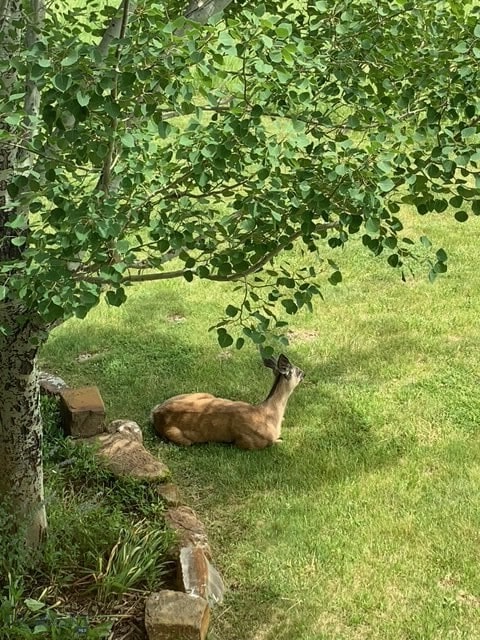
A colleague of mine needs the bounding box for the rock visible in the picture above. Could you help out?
[145,590,209,640]
[165,506,211,559]
[106,419,143,443]
[59,386,105,437]
[84,431,170,481]
[39,372,69,396]
[178,545,225,606]
[155,483,183,507]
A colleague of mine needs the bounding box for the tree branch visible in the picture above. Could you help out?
[97,0,136,59]
[81,222,340,286]
[184,0,234,23]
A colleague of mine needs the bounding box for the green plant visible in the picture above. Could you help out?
[0,397,171,636]
[0,575,28,637]
[93,519,171,601]
[103,476,168,520]
[0,579,112,639]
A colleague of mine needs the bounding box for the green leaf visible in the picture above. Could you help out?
[276,23,292,39]
[121,133,135,148]
[76,91,90,107]
[60,51,79,66]
[387,254,399,267]
[53,74,72,92]
[24,599,46,612]
[8,214,27,229]
[365,218,380,234]
[235,337,245,350]
[217,328,233,348]
[106,288,127,306]
[461,127,477,139]
[183,270,194,282]
[281,299,297,315]
[433,261,448,274]
[383,236,397,250]
[225,305,239,317]
[328,270,342,285]
[0,285,7,301]
[378,178,395,192]
[33,624,49,634]
[436,248,448,263]
[454,210,468,222]
[5,114,22,126]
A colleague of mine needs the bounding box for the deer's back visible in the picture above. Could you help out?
[151,392,269,444]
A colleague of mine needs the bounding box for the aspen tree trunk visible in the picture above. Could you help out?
[0,306,47,547]
[0,0,47,546]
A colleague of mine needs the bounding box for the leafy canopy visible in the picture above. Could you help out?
[1,0,479,348]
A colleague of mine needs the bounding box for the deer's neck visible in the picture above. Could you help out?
[261,375,291,422]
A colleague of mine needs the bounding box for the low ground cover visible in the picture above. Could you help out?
[0,399,171,639]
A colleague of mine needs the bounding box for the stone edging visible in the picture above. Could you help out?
[40,373,224,640]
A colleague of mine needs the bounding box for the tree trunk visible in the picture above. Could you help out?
[0,304,47,548]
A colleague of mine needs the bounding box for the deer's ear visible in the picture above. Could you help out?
[263,357,277,371]
[277,354,291,372]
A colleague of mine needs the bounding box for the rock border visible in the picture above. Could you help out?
[40,373,225,640]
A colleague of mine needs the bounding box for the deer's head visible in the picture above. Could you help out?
[263,353,305,391]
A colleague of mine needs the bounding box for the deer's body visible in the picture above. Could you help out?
[151,355,304,450]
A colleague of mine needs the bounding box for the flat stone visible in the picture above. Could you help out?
[59,386,105,437]
[39,371,69,396]
[178,545,225,606]
[155,483,183,507]
[106,419,143,443]
[165,506,211,559]
[145,590,209,640]
[82,431,170,481]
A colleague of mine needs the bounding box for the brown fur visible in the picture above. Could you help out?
[151,355,304,450]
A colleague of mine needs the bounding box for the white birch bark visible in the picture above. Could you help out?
[0,0,47,547]
[0,306,46,547]
[185,0,234,23]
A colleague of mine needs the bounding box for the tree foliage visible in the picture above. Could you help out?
[1,0,479,346]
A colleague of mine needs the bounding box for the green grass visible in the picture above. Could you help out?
[40,211,480,639]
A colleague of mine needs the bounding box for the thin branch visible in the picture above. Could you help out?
[97,0,136,59]
[81,221,340,286]
[206,221,340,281]
[184,0,234,23]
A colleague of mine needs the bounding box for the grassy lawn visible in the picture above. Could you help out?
[40,211,480,640]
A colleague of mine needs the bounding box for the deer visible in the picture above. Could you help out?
[151,354,305,450]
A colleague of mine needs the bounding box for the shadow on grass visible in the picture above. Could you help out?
[150,390,414,498]
[41,291,427,640]
[42,288,421,491]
